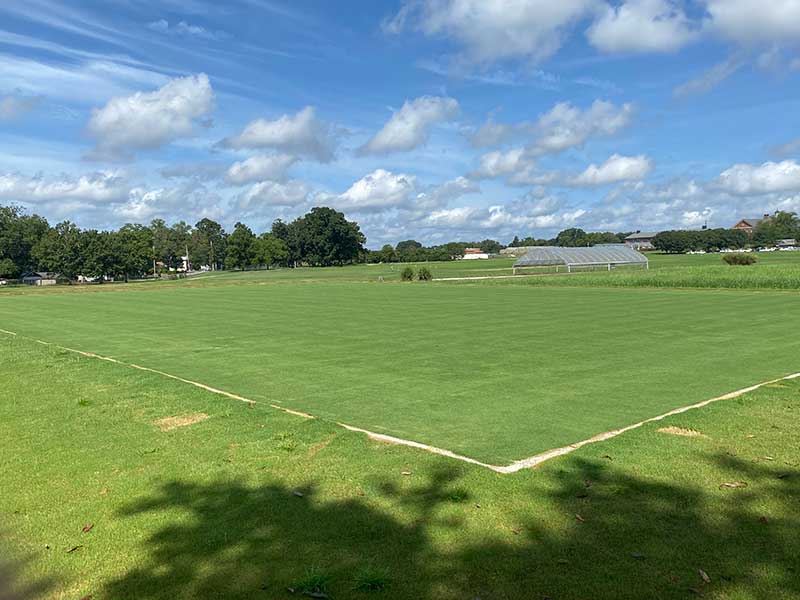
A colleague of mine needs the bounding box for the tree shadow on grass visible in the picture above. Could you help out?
[0,553,54,600]
[102,457,800,600]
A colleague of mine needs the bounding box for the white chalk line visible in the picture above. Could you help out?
[2,328,798,473]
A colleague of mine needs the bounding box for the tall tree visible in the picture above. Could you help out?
[288,207,365,266]
[225,222,257,269]
[253,233,288,268]
[190,218,226,270]
[31,221,83,278]
[0,205,49,277]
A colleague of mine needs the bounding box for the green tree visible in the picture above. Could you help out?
[0,205,49,277]
[378,244,397,263]
[555,228,588,247]
[753,211,799,246]
[31,221,83,278]
[288,207,365,266]
[253,233,288,268]
[225,222,257,270]
[479,239,502,254]
[116,224,154,281]
[190,218,227,270]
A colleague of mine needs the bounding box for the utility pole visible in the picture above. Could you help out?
[210,239,214,271]
[152,244,156,279]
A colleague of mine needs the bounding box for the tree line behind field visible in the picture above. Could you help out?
[0,205,366,281]
[652,212,800,253]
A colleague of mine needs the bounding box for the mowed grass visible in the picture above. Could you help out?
[2,334,799,599]
[1,281,799,464]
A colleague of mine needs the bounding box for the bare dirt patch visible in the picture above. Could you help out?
[154,412,209,432]
[657,426,705,438]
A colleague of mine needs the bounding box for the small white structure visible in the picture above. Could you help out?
[461,247,489,260]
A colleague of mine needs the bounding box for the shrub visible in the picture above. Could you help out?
[417,266,433,281]
[722,253,756,266]
[400,266,415,281]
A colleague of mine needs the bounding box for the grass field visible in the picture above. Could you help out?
[1,276,799,465]
[2,254,800,598]
[2,334,799,599]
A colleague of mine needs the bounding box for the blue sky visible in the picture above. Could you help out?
[1,0,800,247]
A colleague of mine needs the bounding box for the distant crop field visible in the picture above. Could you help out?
[1,279,799,465]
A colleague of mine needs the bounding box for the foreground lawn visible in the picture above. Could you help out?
[1,283,800,465]
[1,335,798,599]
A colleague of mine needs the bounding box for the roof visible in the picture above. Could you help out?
[21,271,58,279]
[735,218,763,228]
[625,232,659,240]
[513,244,648,268]
[463,247,483,253]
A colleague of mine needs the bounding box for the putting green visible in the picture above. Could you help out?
[1,282,798,464]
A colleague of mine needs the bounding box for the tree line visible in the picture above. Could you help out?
[652,212,799,253]
[0,205,365,281]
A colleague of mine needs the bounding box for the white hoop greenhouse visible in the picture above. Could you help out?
[512,244,648,274]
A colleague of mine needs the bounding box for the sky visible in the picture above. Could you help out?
[1,0,800,247]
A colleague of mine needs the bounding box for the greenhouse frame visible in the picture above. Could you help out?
[512,244,649,274]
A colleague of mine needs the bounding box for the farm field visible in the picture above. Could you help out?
[1,277,799,465]
[2,333,799,599]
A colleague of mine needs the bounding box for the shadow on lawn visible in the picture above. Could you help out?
[102,457,800,600]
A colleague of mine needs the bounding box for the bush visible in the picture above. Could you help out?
[400,266,415,281]
[722,253,756,265]
[417,266,432,281]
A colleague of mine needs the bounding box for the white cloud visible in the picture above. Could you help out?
[0,54,169,106]
[359,96,459,155]
[147,19,222,40]
[334,169,418,211]
[86,73,214,160]
[415,176,479,211]
[704,0,800,45]
[468,116,533,147]
[0,94,41,120]
[570,154,653,185]
[0,171,128,203]
[716,160,800,195]
[532,100,635,155]
[221,107,338,162]
[384,0,597,67]
[473,148,528,178]
[225,154,298,185]
[423,206,480,227]
[673,54,746,97]
[237,180,310,209]
[587,0,697,53]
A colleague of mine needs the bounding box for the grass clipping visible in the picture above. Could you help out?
[154,412,209,432]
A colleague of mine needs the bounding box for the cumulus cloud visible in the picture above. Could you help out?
[473,148,528,178]
[587,0,697,53]
[715,160,800,195]
[570,154,653,185]
[0,93,41,120]
[359,96,459,155]
[423,206,480,227]
[415,176,479,211]
[384,0,597,67]
[86,73,214,160]
[333,169,418,211]
[533,100,635,155]
[225,154,298,185]
[0,171,128,203]
[220,107,338,162]
[704,0,800,45]
[237,180,310,210]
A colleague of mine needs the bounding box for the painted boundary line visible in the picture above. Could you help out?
[2,328,798,473]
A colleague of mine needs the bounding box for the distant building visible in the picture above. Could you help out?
[21,272,59,286]
[462,247,489,260]
[777,238,797,248]
[500,247,533,257]
[733,215,770,235]
[624,231,659,250]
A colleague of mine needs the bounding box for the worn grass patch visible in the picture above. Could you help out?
[153,413,209,432]
[657,426,706,437]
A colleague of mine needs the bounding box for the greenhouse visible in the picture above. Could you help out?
[512,244,648,274]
